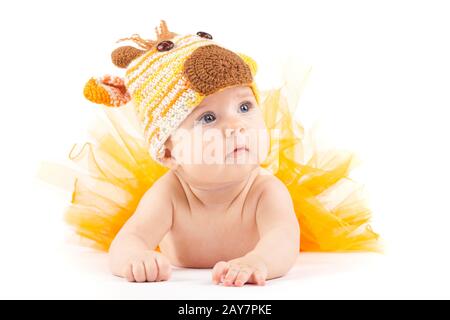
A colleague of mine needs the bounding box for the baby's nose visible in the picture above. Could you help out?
[224,123,246,138]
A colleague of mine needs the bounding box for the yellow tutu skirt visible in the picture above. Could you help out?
[39,69,380,253]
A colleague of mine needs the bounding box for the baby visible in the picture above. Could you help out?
[61,20,378,287]
[109,85,300,286]
[81,20,300,286]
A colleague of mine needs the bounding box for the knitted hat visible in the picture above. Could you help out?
[83,20,260,162]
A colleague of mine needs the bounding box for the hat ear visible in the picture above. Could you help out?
[83,75,131,107]
[111,46,146,68]
[111,20,178,69]
[237,52,258,77]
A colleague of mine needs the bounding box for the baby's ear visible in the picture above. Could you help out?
[159,138,179,169]
[111,46,146,68]
[237,53,258,77]
[83,75,131,107]
[159,148,179,170]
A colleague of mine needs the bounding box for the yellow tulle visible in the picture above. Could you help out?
[39,68,380,253]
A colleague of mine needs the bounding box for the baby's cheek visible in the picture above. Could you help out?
[199,128,226,159]
[250,128,270,163]
[172,128,214,164]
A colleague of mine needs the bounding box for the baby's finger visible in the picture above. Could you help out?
[155,254,171,281]
[123,263,135,282]
[144,257,158,282]
[253,269,267,286]
[234,267,253,287]
[223,264,241,286]
[212,261,229,284]
[132,261,147,283]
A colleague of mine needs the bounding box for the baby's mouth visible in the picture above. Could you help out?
[226,145,250,158]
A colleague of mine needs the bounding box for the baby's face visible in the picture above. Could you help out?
[162,85,270,183]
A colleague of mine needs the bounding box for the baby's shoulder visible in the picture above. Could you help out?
[143,170,184,201]
[251,167,289,198]
[249,169,293,215]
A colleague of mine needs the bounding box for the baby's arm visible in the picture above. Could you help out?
[249,178,300,278]
[109,177,173,282]
[212,178,300,286]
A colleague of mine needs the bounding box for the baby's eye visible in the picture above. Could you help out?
[239,101,253,113]
[197,112,216,125]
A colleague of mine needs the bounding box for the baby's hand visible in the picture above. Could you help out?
[212,253,268,287]
[122,250,172,283]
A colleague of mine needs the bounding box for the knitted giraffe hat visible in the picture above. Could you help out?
[83,20,260,162]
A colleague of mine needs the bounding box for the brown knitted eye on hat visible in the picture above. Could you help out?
[83,20,260,162]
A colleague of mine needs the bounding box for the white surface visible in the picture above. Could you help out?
[1,0,450,299]
[2,242,448,299]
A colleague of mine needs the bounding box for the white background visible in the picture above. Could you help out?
[0,0,449,299]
